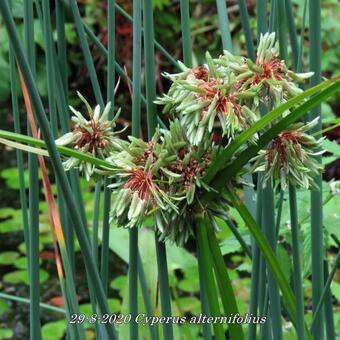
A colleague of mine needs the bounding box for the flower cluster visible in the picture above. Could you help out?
[55,92,123,180]
[54,33,325,245]
[155,33,313,145]
[251,118,324,189]
[107,120,214,243]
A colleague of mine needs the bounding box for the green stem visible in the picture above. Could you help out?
[256,0,267,37]
[197,243,212,340]
[155,237,174,340]
[67,0,104,107]
[137,253,159,340]
[195,214,225,340]
[0,3,117,337]
[288,185,305,340]
[322,260,335,340]
[237,0,255,61]
[311,249,340,333]
[215,0,232,51]
[248,183,262,340]
[143,0,158,138]
[206,217,245,340]
[309,0,324,337]
[23,1,42,338]
[180,0,192,67]
[0,292,65,314]
[92,181,101,265]
[285,0,299,66]
[129,0,142,337]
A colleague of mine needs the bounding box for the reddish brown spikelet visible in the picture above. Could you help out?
[124,168,154,200]
[190,66,209,81]
[267,130,302,167]
[74,121,108,152]
[253,57,285,85]
[197,80,241,118]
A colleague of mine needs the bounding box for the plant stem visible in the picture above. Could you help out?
[0,3,118,337]
[137,253,159,340]
[24,1,42,338]
[237,0,255,61]
[155,237,174,340]
[180,0,192,67]
[195,214,225,340]
[256,0,267,38]
[285,0,299,66]
[323,260,335,340]
[206,217,245,340]
[288,185,305,340]
[309,0,325,338]
[311,248,340,333]
[99,0,116,299]
[197,243,212,340]
[215,0,233,51]
[248,182,262,340]
[143,0,157,137]
[67,0,104,107]
[129,0,142,338]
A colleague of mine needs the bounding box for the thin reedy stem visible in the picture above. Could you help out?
[143,0,158,138]
[195,215,225,340]
[180,0,192,67]
[215,0,232,52]
[288,185,305,340]
[99,0,116,300]
[56,0,68,93]
[0,292,65,314]
[197,244,212,340]
[0,3,118,338]
[259,191,276,340]
[276,0,287,61]
[67,0,104,107]
[19,51,86,340]
[129,0,142,338]
[142,4,163,339]
[80,21,167,129]
[275,190,284,238]
[278,2,306,337]
[206,218,245,340]
[8,7,30,287]
[285,0,299,67]
[311,248,340,334]
[297,0,308,74]
[154,236,174,340]
[269,0,277,33]
[137,253,159,340]
[37,3,84,338]
[248,182,262,340]
[23,1,42,338]
[114,2,178,68]
[256,0,267,38]
[100,185,111,294]
[309,0,324,338]
[92,181,101,265]
[237,0,255,61]
[60,0,179,68]
[41,0,57,137]
[323,261,335,340]
[214,212,252,259]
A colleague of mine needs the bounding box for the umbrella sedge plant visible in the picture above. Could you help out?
[0,0,339,339]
